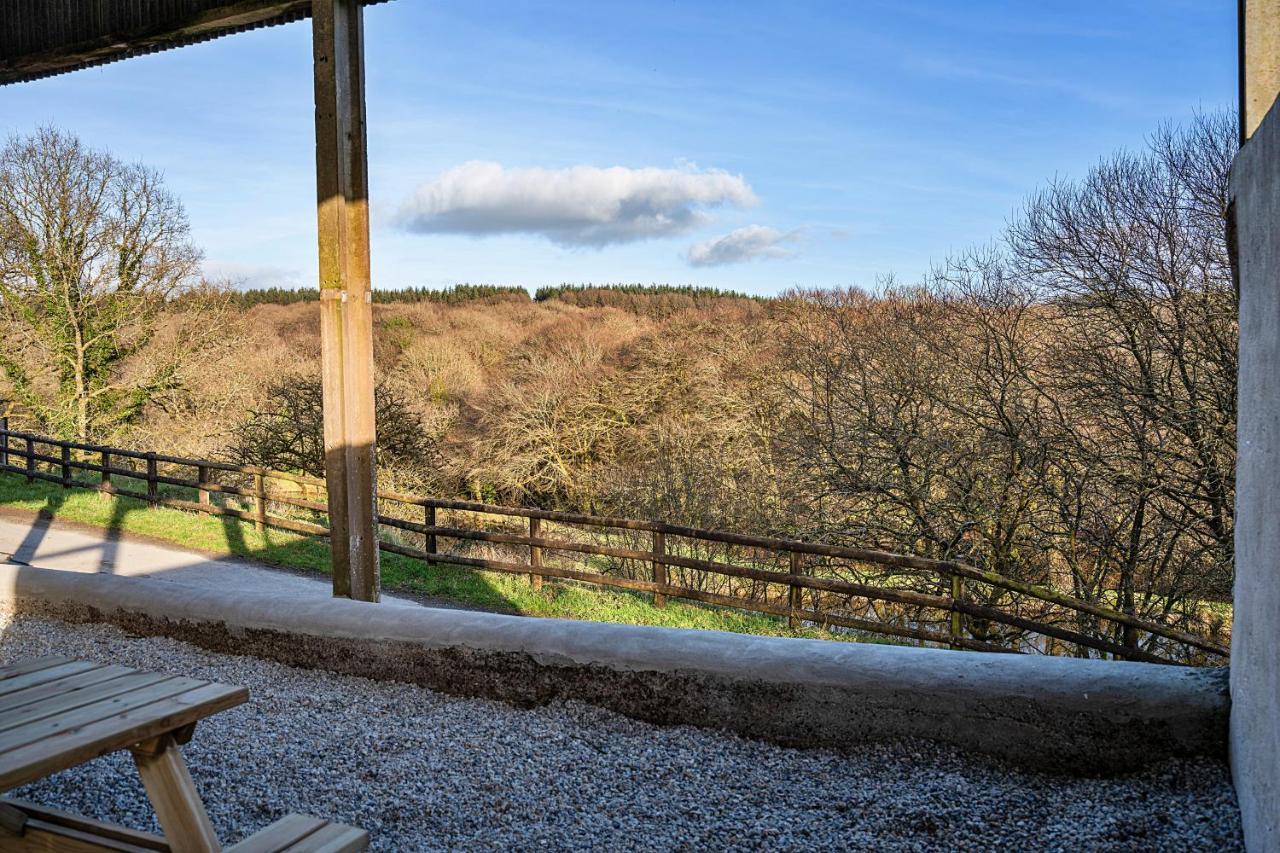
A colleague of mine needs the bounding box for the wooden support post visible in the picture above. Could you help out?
[146,452,158,505]
[788,551,802,629]
[197,465,210,506]
[24,437,33,483]
[424,504,437,555]
[950,573,963,648]
[0,416,7,467]
[100,451,111,500]
[130,735,220,853]
[1241,0,1280,142]
[529,516,543,591]
[254,472,267,532]
[313,0,380,603]
[653,531,667,608]
[59,444,71,486]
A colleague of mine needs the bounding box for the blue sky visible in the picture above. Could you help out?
[0,0,1236,296]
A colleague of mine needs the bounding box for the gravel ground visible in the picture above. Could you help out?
[0,615,1242,852]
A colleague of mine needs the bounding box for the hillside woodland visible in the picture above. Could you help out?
[0,114,1237,635]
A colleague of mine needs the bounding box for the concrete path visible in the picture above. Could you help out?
[0,514,423,607]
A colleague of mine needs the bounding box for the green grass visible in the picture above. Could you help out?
[0,472,866,643]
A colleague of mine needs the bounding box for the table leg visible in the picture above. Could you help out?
[130,734,220,853]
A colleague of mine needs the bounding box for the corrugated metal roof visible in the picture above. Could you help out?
[0,1,395,86]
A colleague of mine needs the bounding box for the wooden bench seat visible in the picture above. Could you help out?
[0,800,368,852]
[226,814,369,853]
[0,798,169,852]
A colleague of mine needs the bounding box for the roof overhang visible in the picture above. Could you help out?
[0,0,392,86]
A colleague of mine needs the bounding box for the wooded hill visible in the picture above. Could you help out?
[0,114,1239,645]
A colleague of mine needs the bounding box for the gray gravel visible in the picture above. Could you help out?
[0,615,1242,852]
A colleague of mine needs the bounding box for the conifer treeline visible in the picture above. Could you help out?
[215,283,761,311]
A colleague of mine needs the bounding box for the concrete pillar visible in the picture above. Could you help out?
[1241,0,1280,142]
[1231,84,1280,853]
[312,0,380,603]
[1232,7,1280,849]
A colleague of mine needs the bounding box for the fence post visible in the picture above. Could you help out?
[25,437,34,483]
[424,504,437,556]
[529,516,543,591]
[254,472,266,532]
[652,530,667,608]
[60,444,71,486]
[0,416,8,467]
[788,551,802,629]
[100,451,111,500]
[1122,627,1140,657]
[1121,591,1138,654]
[197,465,210,507]
[146,452,158,505]
[949,573,964,648]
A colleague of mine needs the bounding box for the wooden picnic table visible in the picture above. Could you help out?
[0,655,245,851]
[0,656,368,853]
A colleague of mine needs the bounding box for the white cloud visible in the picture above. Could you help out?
[203,260,302,290]
[395,161,757,247]
[685,225,801,267]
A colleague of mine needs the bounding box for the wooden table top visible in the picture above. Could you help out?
[0,656,247,791]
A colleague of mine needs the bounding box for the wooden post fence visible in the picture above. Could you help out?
[424,504,437,555]
[652,531,667,608]
[254,473,267,532]
[0,417,7,467]
[145,453,158,505]
[529,516,543,591]
[950,573,964,648]
[0,427,1228,665]
[788,551,803,629]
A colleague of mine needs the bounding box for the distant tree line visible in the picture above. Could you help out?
[533,284,763,319]
[533,283,759,303]
[205,283,763,313]
[214,283,531,309]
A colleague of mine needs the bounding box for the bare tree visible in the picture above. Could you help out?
[775,112,1237,650]
[0,128,209,440]
[1009,111,1237,612]
[229,374,439,483]
[464,331,633,511]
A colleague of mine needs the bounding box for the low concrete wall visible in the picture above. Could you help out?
[0,565,1227,775]
[1232,95,1280,852]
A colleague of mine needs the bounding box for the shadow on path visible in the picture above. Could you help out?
[99,492,132,574]
[8,491,68,566]
[0,471,521,613]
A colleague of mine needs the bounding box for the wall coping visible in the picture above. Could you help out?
[0,565,1229,774]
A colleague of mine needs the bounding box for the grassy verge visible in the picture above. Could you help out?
[0,473,866,643]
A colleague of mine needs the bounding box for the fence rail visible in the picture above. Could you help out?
[0,421,1229,665]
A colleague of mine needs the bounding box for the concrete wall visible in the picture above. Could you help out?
[0,564,1227,775]
[1232,97,1280,852]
